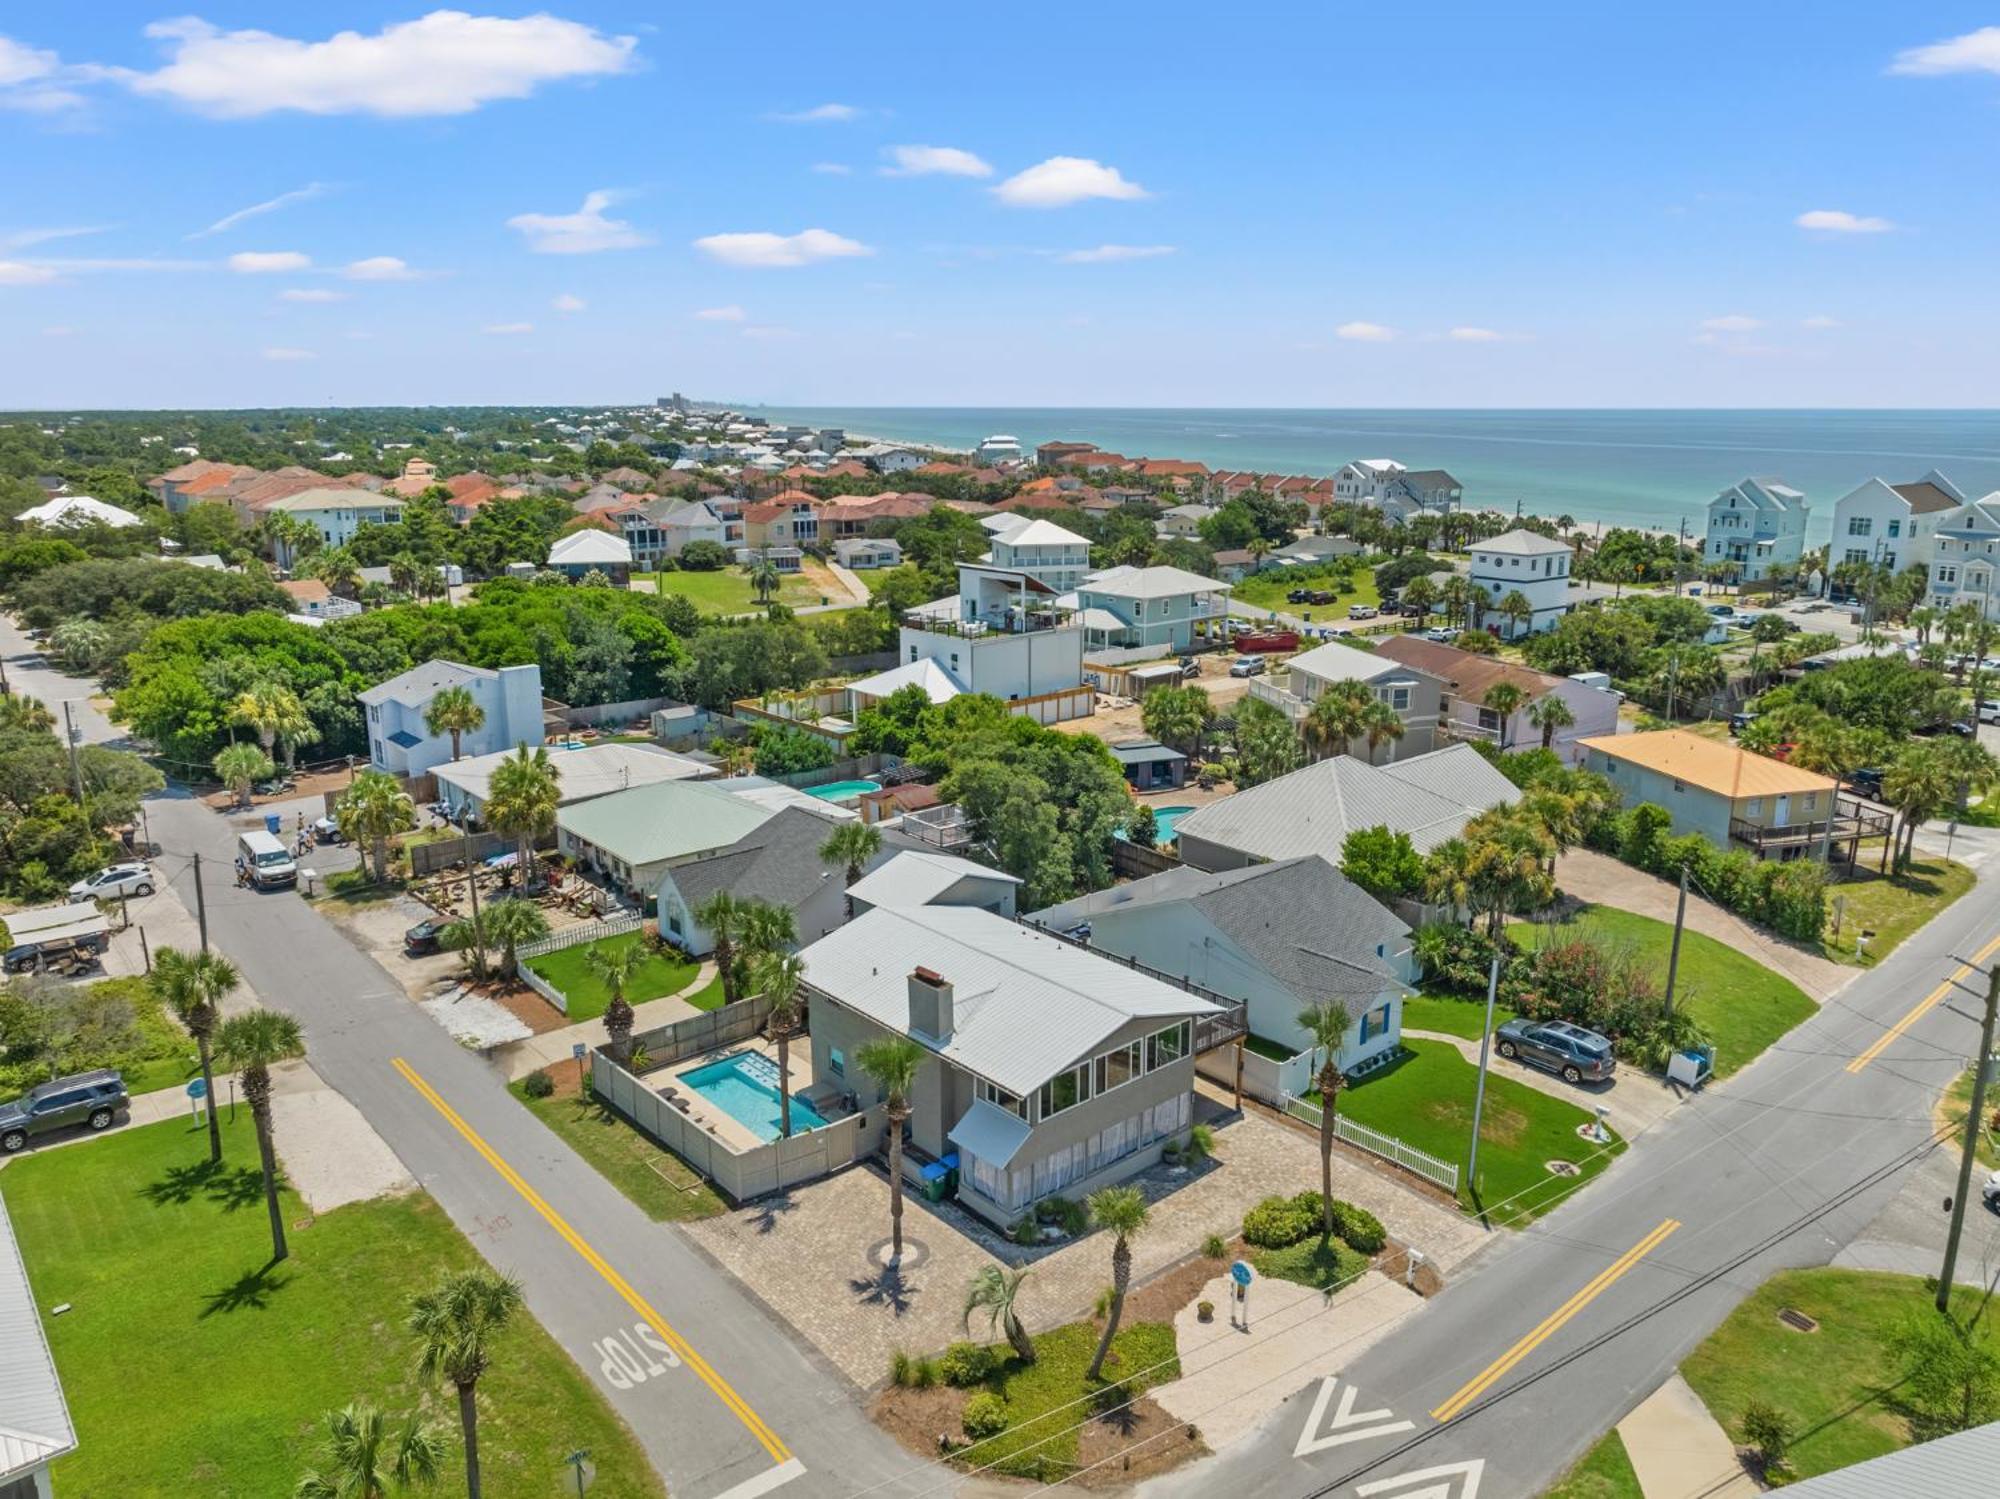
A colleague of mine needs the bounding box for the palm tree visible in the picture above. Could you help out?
[295,1403,443,1499]
[309,545,362,599]
[483,743,558,889]
[1526,692,1576,751]
[1497,589,1535,639]
[337,769,416,884]
[1358,697,1404,765]
[819,821,883,920]
[754,951,807,1137]
[388,553,423,599]
[1440,576,1474,632]
[855,1035,923,1265]
[481,899,548,979]
[49,617,109,672]
[408,1269,524,1499]
[694,890,749,1005]
[1140,683,1210,759]
[1301,680,1370,761]
[214,743,275,810]
[153,946,236,1164]
[964,1264,1036,1365]
[736,900,798,994]
[216,1009,307,1263]
[1464,809,1557,937]
[423,685,486,764]
[1481,682,1529,751]
[1422,836,1477,926]
[585,939,646,1064]
[1401,576,1436,620]
[1084,1185,1151,1381]
[1296,1000,1354,1239]
[441,916,491,983]
[749,554,781,605]
[232,681,317,768]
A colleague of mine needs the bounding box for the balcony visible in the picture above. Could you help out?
[1729,798,1892,860]
[906,608,1078,640]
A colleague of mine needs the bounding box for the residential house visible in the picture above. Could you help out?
[1578,729,1884,861]
[383,457,441,497]
[895,563,1090,721]
[1037,440,1098,468]
[546,528,634,583]
[1828,473,1964,577]
[1071,565,1232,653]
[1705,477,1810,584]
[15,495,142,529]
[1173,743,1519,872]
[356,659,544,779]
[440,472,511,523]
[1383,468,1464,520]
[263,487,406,567]
[148,457,258,512]
[973,434,1025,465]
[816,492,933,538]
[1274,534,1363,564]
[800,906,1224,1226]
[557,779,785,900]
[1373,635,1618,760]
[735,545,803,574]
[986,518,1094,592]
[1209,549,1259,582]
[1469,528,1576,637]
[656,806,892,955]
[435,742,709,822]
[1246,639,1445,760]
[1927,492,2000,623]
[741,491,821,549]
[833,537,903,569]
[1333,459,1406,507]
[846,849,1021,918]
[1156,503,1216,538]
[0,1195,79,1495]
[854,445,925,474]
[276,579,362,621]
[657,499,739,559]
[1029,855,1411,1097]
[845,657,965,714]
[1107,737,1186,790]
[857,781,944,826]
[1134,458,1209,486]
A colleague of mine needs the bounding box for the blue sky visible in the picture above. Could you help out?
[3,5,1998,409]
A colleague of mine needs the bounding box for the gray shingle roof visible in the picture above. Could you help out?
[661,807,844,913]
[356,657,492,708]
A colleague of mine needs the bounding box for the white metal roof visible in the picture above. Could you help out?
[847,850,1021,911]
[1473,528,1569,556]
[801,906,1220,1093]
[0,1200,76,1480]
[846,657,964,704]
[548,529,634,566]
[436,743,708,805]
[1285,640,1400,683]
[16,494,141,529]
[995,518,1091,548]
[1081,564,1227,601]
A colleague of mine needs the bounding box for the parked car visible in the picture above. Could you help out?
[1978,701,2000,725]
[1983,1167,2000,1214]
[1494,1019,1617,1084]
[67,861,156,902]
[1422,627,1457,643]
[405,917,449,955]
[1286,589,1311,605]
[1228,656,1268,677]
[1178,656,1201,679]
[0,1069,128,1153]
[1309,589,1337,606]
[311,815,344,844]
[1728,712,1757,736]
[1847,767,1885,799]
[1348,603,1378,620]
[1705,603,1734,617]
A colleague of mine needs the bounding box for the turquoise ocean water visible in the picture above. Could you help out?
[752,408,2000,544]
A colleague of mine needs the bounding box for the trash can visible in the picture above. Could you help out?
[264,813,281,836]
[918,1160,950,1203]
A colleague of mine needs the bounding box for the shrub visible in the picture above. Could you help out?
[1184,1123,1214,1164]
[910,1356,939,1390]
[1242,1194,1317,1249]
[1330,1201,1387,1255]
[1036,1195,1088,1236]
[961,1391,1008,1440]
[939,1342,996,1387]
[1201,1232,1228,1260]
[1740,1400,1794,1475]
[889,1350,914,1387]
[1127,804,1158,849]
[1011,1216,1041,1247]
[522,1069,555,1099]
[1759,859,1828,942]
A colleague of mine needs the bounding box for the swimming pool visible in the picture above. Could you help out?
[1118,805,1195,843]
[678,1051,829,1142]
[805,779,882,802]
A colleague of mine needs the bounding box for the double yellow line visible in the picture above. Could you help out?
[1847,931,2000,1074]
[393,1058,792,1464]
[1431,1218,1681,1423]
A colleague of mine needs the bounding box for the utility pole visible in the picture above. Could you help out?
[1467,955,1503,1191]
[1663,864,1689,1016]
[1938,962,2000,1313]
[192,851,210,953]
[61,700,86,806]
[462,829,483,975]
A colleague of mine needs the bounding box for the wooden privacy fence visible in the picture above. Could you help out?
[1281,1091,1461,1198]
[406,830,513,879]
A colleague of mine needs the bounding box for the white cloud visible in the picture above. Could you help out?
[770,103,860,123]
[811,162,852,176]
[694,305,747,321]
[1889,26,2000,76]
[1056,244,1175,264]
[993,156,1148,208]
[113,13,636,119]
[507,190,651,254]
[1802,314,1841,330]
[1795,208,1896,234]
[0,86,86,114]
[0,226,107,252]
[881,145,993,178]
[0,260,59,286]
[190,182,329,239]
[0,36,86,114]
[228,250,310,273]
[482,321,532,335]
[342,255,420,281]
[0,36,58,87]
[261,346,315,361]
[552,292,585,313]
[280,287,343,303]
[1699,314,1762,332]
[1335,321,1398,342]
[1448,326,1505,342]
[741,325,796,340]
[693,228,871,268]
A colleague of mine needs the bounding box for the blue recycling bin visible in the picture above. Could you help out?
[264,813,281,836]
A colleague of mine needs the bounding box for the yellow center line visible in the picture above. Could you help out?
[1847,931,2000,1074]
[1431,1219,1680,1423]
[393,1057,792,1464]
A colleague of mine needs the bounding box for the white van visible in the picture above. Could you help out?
[236,829,298,889]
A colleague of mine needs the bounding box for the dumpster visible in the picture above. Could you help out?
[918,1160,950,1202]
[264,812,282,836]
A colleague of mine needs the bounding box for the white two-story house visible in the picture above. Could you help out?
[986,516,1093,592]
[1333,459,1405,507]
[1469,528,1576,637]
[265,487,406,567]
[1246,638,1445,759]
[1828,472,1965,577]
[357,659,546,779]
[896,562,1092,723]
[1071,565,1231,653]
[1927,493,2000,625]
[1705,477,1809,584]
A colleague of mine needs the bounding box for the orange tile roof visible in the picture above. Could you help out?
[1576,729,1835,800]
[279,579,331,603]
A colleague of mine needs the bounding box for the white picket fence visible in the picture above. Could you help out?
[1282,1092,1461,1197]
[516,910,643,961]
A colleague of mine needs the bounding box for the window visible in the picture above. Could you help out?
[1888,519,1902,538]
[1746,796,1762,816]
[1390,685,1412,711]
[977,1078,1022,1117]
[1939,566,1959,585]
[1847,516,1873,537]
[829,1047,845,1078]
[1801,793,1818,812]
[1095,1042,1140,1094]
[1146,1021,1189,1071]
[1359,1003,1391,1043]
[1037,1064,1088,1120]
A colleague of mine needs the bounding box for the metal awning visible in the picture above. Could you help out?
[946,1099,1033,1168]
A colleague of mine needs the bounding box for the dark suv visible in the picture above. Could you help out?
[1494,1019,1616,1084]
[0,1069,129,1152]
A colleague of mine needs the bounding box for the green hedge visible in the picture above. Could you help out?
[1589,803,1827,940]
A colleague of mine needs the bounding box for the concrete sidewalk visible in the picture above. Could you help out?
[1615,1374,1756,1499]
[493,961,717,1079]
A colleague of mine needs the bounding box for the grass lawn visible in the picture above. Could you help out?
[1243,1032,1300,1063]
[1943,1066,1999,1170]
[7,1111,663,1498]
[311,866,399,906]
[681,970,727,1012]
[1544,1430,1644,1499]
[1230,566,1381,619]
[509,1075,727,1222]
[644,567,822,616]
[1402,992,1516,1043]
[1680,1268,2000,1483]
[1326,1040,1621,1224]
[1511,904,1815,1079]
[524,930,698,1021]
[1820,857,1974,967]
[960,1320,1180,1480]
[1251,1235,1372,1293]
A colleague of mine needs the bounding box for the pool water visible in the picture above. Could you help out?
[1118,805,1195,843]
[805,779,882,802]
[678,1051,828,1141]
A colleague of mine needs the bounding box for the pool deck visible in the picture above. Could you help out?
[653,1036,824,1154]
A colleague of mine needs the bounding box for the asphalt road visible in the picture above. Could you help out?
[1,623,926,1499]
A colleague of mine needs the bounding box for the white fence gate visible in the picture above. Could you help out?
[1282,1092,1462,1198]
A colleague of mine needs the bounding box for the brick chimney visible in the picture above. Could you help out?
[907,965,953,1041]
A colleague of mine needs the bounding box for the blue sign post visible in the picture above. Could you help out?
[1229,1259,1253,1329]
[186,1076,208,1123]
